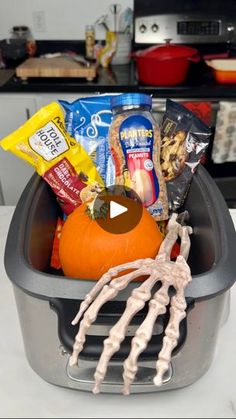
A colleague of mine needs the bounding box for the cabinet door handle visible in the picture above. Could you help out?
[26,108,30,120]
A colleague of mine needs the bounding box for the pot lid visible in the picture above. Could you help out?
[136,39,198,60]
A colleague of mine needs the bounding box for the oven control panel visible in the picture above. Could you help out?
[135,14,236,44]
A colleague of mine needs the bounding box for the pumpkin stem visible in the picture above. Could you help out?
[86,197,109,220]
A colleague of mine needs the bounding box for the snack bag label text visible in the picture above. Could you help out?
[29,121,69,161]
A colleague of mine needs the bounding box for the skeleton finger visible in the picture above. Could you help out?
[70,266,153,367]
[179,225,193,260]
[93,271,164,394]
[157,214,181,260]
[176,210,189,225]
[122,277,171,395]
[153,291,187,386]
[72,259,148,326]
[154,261,192,386]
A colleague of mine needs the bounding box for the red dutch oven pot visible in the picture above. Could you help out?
[133,39,200,86]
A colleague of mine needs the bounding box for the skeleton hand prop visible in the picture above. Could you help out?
[70,212,192,395]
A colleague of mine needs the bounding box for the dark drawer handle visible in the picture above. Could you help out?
[26,108,30,120]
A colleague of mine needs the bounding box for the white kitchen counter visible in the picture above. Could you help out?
[0,206,236,419]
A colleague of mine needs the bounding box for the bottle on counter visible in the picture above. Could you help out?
[85,25,95,60]
[11,25,37,57]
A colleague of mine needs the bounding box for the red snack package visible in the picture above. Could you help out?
[50,217,65,270]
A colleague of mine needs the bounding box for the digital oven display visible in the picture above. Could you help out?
[177,21,220,36]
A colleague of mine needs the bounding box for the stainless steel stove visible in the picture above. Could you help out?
[134,0,236,45]
[133,0,236,208]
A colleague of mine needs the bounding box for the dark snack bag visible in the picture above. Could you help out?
[161,99,211,211]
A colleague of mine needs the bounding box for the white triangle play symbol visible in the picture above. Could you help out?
[110,200,128,219]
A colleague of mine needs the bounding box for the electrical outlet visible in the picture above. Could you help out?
[32,11,46,32]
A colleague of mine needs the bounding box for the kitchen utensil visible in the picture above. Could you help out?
[111,32,131,65]
[133,40,199,86]
[15,57,97,81]
[119,7,133,33]
[205,58,236,83]
[4,165,236,393]
[109,3,121,32]
[95,15,110,32]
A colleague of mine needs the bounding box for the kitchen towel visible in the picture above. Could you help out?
[212,101,236,163]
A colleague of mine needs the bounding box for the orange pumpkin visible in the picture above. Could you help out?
[59,199,163,280]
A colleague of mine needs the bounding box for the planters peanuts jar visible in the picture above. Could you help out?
[109,93,169,221]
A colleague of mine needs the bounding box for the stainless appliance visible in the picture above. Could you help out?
[4,167,236,393]
[133,0,236,208]
[134,0,236,45]
[3,0,236,395]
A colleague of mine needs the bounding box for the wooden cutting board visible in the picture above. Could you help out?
[16,57,97,81]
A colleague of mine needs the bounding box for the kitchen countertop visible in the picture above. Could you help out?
[0,206,236,419]
[2,61,236,99]
[2,40,236,99]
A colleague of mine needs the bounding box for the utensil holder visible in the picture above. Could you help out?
[111,32,131,65]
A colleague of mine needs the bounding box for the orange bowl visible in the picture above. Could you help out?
[213,69,236,84]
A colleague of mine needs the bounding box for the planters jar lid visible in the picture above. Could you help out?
[111,93,152,109]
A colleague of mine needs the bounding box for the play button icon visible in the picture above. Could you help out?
[110,201,128,219]
[93,185,143,234]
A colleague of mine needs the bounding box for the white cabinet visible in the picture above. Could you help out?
[0,95,36,205]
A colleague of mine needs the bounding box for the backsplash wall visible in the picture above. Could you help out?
[0,0,133,40]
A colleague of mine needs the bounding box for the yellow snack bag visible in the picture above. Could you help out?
[99,31,117,68]
[0,102,104,214]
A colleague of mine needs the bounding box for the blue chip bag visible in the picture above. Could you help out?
[59,95,115,186]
